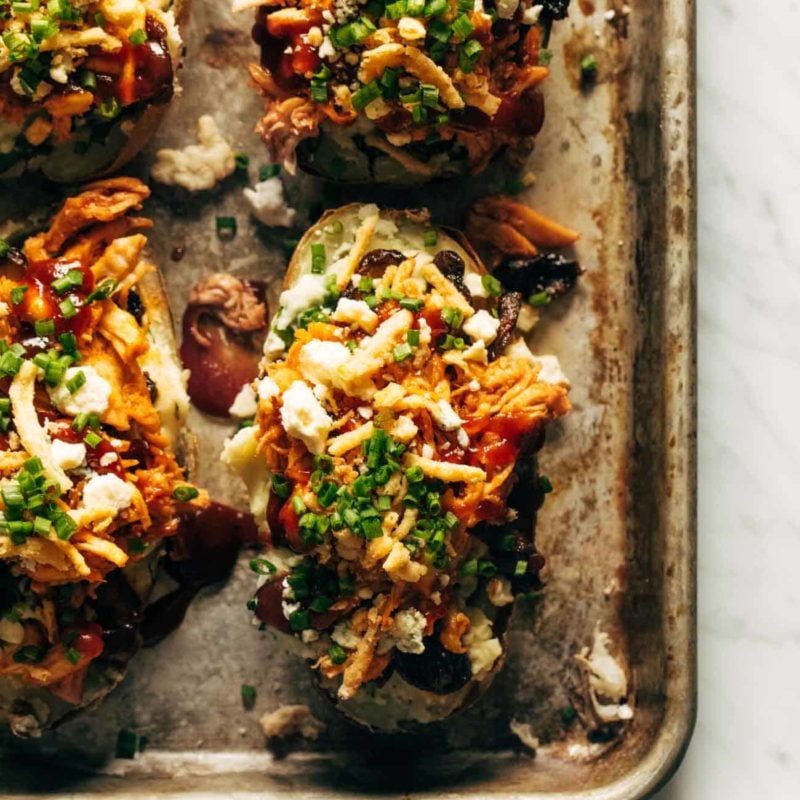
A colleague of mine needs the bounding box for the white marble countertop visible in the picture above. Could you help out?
[654,1,800,797]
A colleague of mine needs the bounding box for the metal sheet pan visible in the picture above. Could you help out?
[0,0,696,797]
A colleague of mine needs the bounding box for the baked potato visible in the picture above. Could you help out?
[0,178,205,737]
[0,0,186,183]
[223,203,571,729]
[242,0,572,183]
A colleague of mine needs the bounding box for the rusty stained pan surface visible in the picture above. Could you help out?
[0,0,696,797]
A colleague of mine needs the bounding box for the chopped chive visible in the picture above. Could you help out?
[241,684,257,709]
[358,276,374,293]
[407,329,420,347]
[352,80,381,112]
[83,431,102,448]
[52,512,77,540]
[451,13,475,39]
[423,229,438,247]
[271,474,291,499]
[60,298,77,321]
[34,319,55,337]
[481,274,502,296]
[288,609,310,631]
[424,0,448,15]
[538,475,554,494]
[459,39,483,72]
[259,164,280,181]
[66,370,86,394]
[249,558,276,575]
[405,465,424,483]
[115,729,138,760]
[71,412,89,432]
[310,243,326,274]
[528,290,551,307]
[514,560,528,576]
[128,29,147,45]
[328,643,347,664]
[400,297,424,311]
[85,278,117,303]
[216,216,237,240]
[173,485,199,502]
[234,151,249,170]
[10,285,27,305]
[97,97,121,119]
[78,68,96,89]
[291,496,306,515]
[65,646,81,664]
[441,307,464,328]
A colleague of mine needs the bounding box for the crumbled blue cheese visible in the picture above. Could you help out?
[463,608,502,679]
[496,0,519,19]
[464,272,487,299]
[332,297,378,332]
[274,273,328,331]
[229,384,258,418]
[534,354,570,387]
[431,400,463,432]
[48,366,111,417]
[280,381,333,455]
[298,340,352,391]
[462,309,500,344]
[391,608,427,654]
[51,439,86,472]
[243,176,297,227]
[82,473,135,513]
[258,376,280,400]
[221,425,271,525]
[151,115,235,192]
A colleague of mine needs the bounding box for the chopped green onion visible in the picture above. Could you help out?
[450,13,475,39]
[234,151,249,170]
[64,645,81,664]
[249,558,276,575]
[83,431,102,448]
[400,297,424,311]
[59,298,77,319]
[481,274,502,296]
[51,268,83,294]
[538,48,553,66]
[514,560,528,576]
[34,319,55,337]
[457,0,474,10]
[424,0,448,16]
[428,18,450,41]
[423,229,438,247]
[420,83,439,108]
[272,474,291,499]
[260,164,280,181]
[128,29,147,45]
[393,343,413,362]
[2,484,24,508]
[379,67,399,99]
[459,38,483,72]
[460,558,478,577]
[115,729,138,760]
[580,54,599,82]
[310,595,332,613]
[10,286,27,304]
[385,0,407,18]
[52,512,77,540]
[291,496,306,515]
[328,643,347,664]
[216,216,237,239]
[66,370,86,395]
[317,481,339,508]
[85,278,117,303]
[528,290,551,307]
[405,465,424,483]
[71,412,89,432]
[173,485,200,502]
[288,609,310,631]
[127,537,147,555]
[310,242,326,274]
[97,97,121,120]
[352,80,382,112]
[538,475,554,494]
[358,276,374,293]
[78,69,96,89]
[13,645,44,664]
[241,684,257,709]
[323,219,344,236]
[441,307,463,328]
[310,81,329,103]
[407,329,420,347]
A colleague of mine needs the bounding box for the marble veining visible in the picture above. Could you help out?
[655,1,800,798]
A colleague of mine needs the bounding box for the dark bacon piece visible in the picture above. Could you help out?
[489,291,523,361]
[493,253,581,301]
[434,250,471,301]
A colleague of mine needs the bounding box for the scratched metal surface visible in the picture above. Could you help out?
[0,0,695,797]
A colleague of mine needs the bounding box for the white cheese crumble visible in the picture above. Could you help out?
[274,273,328,330]
[221,425,271,525]
[229,384,258,418]
[332,297,378,332]
[391,608,427,654]
[298,340,352,391]
[431,400,463,432]
[462,340,488,363]
[496,0,519,19]
[522,3,544,25]
[51,440,86,471]
[257,376,280,400]
[462,309,500,344]
[48,366,111,418]
[534,354,570,387]
[263,330,287,362]
[151,115,236,192]
[243,176,297,227]
[464,272,487,298]
[463,608,502,679]
[575,625,634,723]
[391,415,419,443]
[82,473,135,513]
[280,381,333,454]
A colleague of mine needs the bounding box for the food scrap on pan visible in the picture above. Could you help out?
[241,0,573,180]
[0,179,205,725]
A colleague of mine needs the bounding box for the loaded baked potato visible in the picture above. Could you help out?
[242,0,572,182]
[223,203,571,728]
[0,178,204,737]
[0,0,185,182]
